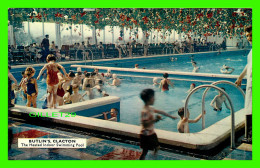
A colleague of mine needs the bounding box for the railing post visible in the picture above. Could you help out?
[184,84,236,149]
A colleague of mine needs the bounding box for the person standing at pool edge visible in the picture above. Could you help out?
[37,54,68,109]
[235,25,252,141]
[235,25,252,115]
[139,89,177,160]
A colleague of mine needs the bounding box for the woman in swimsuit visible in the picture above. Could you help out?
[37,54,68,109]
[159,73,174,92]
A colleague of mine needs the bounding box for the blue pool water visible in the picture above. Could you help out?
[14,75,245,133]
[95,50,249,75]
[11,50,248,133]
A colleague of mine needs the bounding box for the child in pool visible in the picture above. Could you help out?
[139,89,177,160]
[108,74,121,86]
[82,73,95,99]
[177,107,206,133]
[24,67,38,108]
[192,61,199,73]
[105,69,112,78]
[153,77,160,86]
[37,54,68,109]
[210,87,231,111]
[56,74,65,106]
[103,108,118,122]
[70,85,85,103]
[63,85,73,104]
[186,83,196,93]
[63,71,75,91]
[159,73,174,91]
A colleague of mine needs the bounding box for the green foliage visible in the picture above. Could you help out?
[8,8,252,37]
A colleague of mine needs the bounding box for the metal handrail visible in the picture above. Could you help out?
[184,84,236,149]
[201,80,245,130]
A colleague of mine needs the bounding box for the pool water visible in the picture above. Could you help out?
[101,51,248,75]
[14,76,245,133]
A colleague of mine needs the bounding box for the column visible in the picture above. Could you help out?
[173,30,175,42]
[81,24,84,42]
[55,23,61,48]
[42,18,45,38]
[156,30,159,44]
[103,27,106,43]
[112,26,114,44]
[150,30,153,43]
[70,23,73,45]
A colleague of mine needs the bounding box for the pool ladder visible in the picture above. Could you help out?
[183,80,245,149]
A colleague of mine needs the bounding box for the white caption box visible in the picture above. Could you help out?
[18,138,87,148]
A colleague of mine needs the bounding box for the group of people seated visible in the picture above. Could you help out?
[8,54,121,109]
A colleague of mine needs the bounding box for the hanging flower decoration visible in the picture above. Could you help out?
[9,8,252,38]
[55,12,63,18]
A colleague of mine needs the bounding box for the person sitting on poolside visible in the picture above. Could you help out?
[220,64,235,74]
[159,73,174,92]
[177,107,206,133]
[103,108,118,122]
[210,87,231,111]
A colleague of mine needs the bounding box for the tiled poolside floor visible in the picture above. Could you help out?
[8,120,200,160]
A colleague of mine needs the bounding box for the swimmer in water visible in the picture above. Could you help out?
[159,73,174,92]
[186,83,196,93]
[210,87,231,111]
[70,85,85,103]
[153,77,160,86]
[192,61,199,73]
[220,64,235,74]
[37,54,68,109]
[103,108,118,121]
[177,107,206,133]
[135,64,139,69]
[105,69,112,78]
[63,85,73,104]
[108,74,121,86]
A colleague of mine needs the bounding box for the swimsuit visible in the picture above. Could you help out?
[57,86,65,97]
[26,78,36,96]
[47,69,59,86]
[162,82,169,91]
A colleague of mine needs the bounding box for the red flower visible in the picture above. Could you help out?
[207,12,213,19]
[193,21,197,26]
[126,17,130,21]
[35,14,42,20]
[157,18,161,23]
[182,27,186,31]
[239,23,244,28]
[232,12,237,17]
[197,13,204,19]
[55,12,63,18]
[142,16,149,24]
[29,15,34,19]
[118,37,123,41]
[94,20,99,24]
[81,12,86,17]
[216,21,220,27]
[132,20,137,25]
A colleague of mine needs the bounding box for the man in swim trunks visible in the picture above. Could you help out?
[37,54,68,109]
[210,87,231,111]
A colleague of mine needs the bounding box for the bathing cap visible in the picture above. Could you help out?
[112,74,117,79]
[77,67,82,72]
[153,77,158,83]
